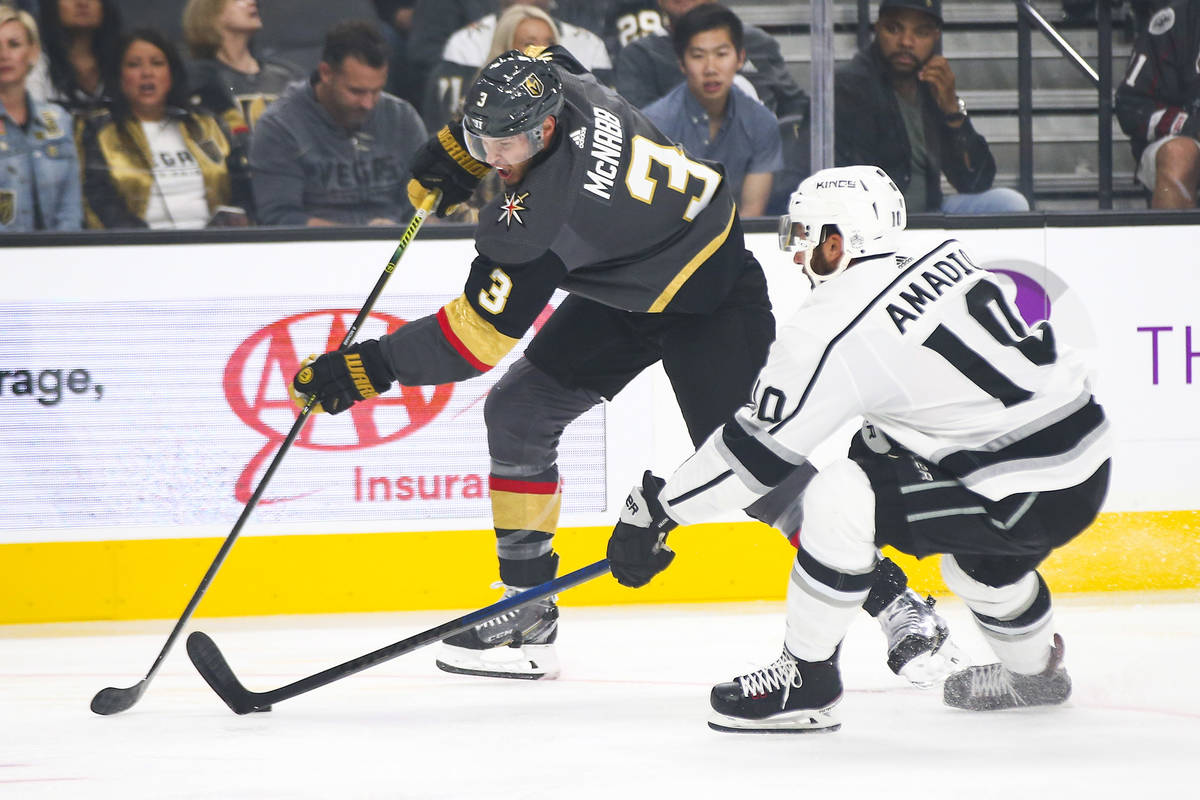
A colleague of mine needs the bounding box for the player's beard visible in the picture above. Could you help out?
[497,160,531,186]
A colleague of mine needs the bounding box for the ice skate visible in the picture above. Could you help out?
[708,648,842,733]
[879,588,966,687]
[435,585,559,680]
[944,633,1071,711]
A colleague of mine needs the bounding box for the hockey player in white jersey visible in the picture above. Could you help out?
[606,165,1112,732]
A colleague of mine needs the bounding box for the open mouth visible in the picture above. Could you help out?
[496,167,512,180]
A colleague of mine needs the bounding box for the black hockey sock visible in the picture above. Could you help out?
[499,550,559,588]
[862,557,909,617]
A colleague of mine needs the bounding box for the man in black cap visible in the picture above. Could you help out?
[835,0,1029,214]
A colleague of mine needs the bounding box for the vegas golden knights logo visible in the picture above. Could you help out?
[523,74,545,98]
[41,111,62,137]
[0,190,15,226]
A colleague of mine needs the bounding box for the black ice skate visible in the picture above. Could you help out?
[943,633,1071,711]
[435,585,559,680]
[879,588,967,687]
[708,648,842,733]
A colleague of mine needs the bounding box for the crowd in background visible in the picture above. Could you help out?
[0,0,1194,234]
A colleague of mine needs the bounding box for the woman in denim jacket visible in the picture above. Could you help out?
[0,7,83,232]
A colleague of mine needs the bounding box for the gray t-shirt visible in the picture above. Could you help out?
[894,89,930,213]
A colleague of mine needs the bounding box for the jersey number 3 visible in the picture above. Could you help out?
[478,268,513,314]
[625,136,721,221]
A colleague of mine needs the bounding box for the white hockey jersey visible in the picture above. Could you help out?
[661,238,1112,524]
[442,14,613,72]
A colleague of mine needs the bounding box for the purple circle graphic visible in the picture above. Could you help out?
[991,269,1051,326]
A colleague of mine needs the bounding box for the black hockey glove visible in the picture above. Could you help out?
[406,123,491,217]
[607,471,678,588]
[291,339,393,415]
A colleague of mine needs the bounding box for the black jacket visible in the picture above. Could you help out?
[834,43,996,210]
[1115,1,1200,162]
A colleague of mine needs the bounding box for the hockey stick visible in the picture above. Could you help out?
[89,192,441,716]
[186,559,611,714]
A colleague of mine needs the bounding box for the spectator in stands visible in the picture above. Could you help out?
[543,1,661,60]
[1115,0,1200,209]
[373,0,421,107]
[422,0,611,132]
[250,20,424,226]
[642,4,781,216]
[77,28,252,228]
[0,6,81,231]
[407,0,615,77]
[614,0,807,118]
[835,0,1029,214]
[182,0,304,132]
[1,2,40,17]
[26,0,121,110]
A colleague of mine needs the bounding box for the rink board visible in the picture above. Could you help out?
[2,513,1199,623]
[3,222,1199,623]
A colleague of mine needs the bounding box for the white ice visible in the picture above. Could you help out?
[2,593,1197,799]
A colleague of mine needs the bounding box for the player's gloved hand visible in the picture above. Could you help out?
[607,471,678,588]
[291,339,393,415]
[407,123,491,217]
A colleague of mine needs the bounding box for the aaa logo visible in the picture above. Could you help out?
[223,309,454,503]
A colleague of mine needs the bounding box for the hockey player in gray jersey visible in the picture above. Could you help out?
[607,165,1112,732]
[292,47,957,684]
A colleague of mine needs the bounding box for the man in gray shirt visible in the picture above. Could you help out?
[251,20,426,226]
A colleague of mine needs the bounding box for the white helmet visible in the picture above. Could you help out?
[778,165,907,285]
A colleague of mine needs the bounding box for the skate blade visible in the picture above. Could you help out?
[435,643,559,681]
[707,705,840,734]
[900,636,969,688]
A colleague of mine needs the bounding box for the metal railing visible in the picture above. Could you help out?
[802,0,1119,208]
[1015,1,1115,209]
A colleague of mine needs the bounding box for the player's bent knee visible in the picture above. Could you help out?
[798,458,876,573]
[941,554,1039,619]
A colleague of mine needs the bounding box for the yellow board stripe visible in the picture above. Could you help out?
[491,488,563,534]
[2,510,1198,624]
[647,205,736,313]
[440,294,520,368]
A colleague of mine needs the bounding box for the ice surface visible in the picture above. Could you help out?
[1,593,1196,799]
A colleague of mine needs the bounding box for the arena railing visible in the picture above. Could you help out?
[1014,0,1116,209]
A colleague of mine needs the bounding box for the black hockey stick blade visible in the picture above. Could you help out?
[90,192,440,716]
[187,559,611,714]
[90,679,149,715]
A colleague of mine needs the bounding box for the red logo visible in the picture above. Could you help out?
[223,309,454,504]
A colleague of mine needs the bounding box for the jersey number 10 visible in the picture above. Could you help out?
[922,279,1058,408]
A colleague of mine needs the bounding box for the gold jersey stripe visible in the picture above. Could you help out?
[491,488,563,534]
[441,294,521,368]
[647,205,737,313]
